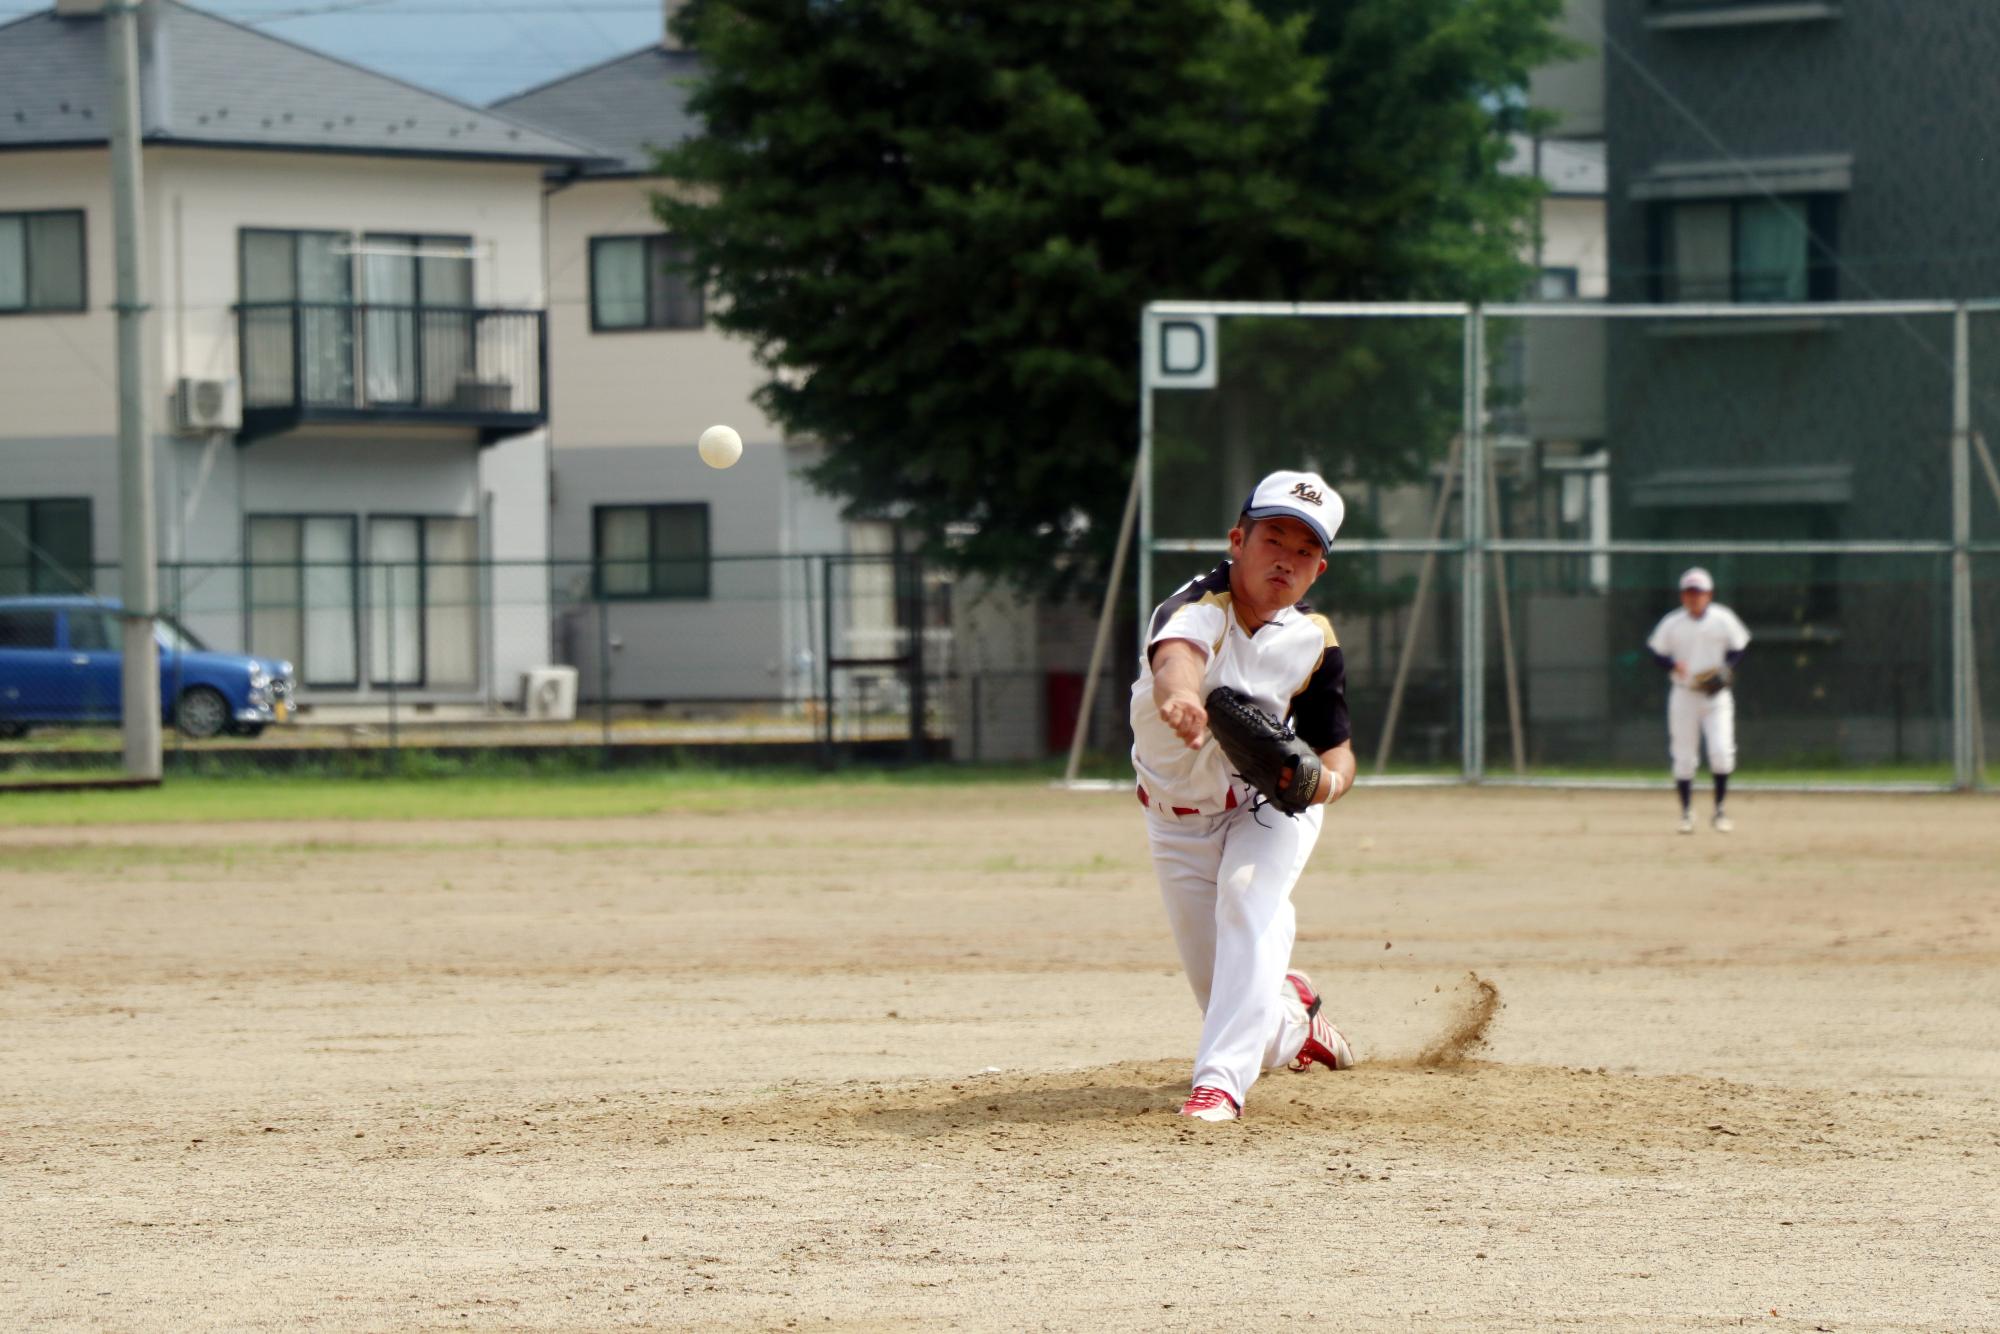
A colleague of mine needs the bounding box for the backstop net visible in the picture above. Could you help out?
[1139,301,1998,789]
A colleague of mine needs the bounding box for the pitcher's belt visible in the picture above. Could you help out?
[1136,783,1237,817]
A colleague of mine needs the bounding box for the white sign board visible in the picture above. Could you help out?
[1148,314,1217,390]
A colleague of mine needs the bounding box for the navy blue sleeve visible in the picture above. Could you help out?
[1290,647,1351,753]
[1652,651,1675,671]
[1725,647,1747,667]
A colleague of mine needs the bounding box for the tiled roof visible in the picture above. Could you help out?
[492,45,701,176]
[0,3,605,164]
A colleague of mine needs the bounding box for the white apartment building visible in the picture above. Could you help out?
[494,27,856,707]
[0,0,597,703]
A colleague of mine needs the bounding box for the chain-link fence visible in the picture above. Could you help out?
[1,550,1112,776]
[1134,300,2000,789]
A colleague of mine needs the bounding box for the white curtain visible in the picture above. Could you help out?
[298,234,354,405]
[363,253,417,405]
[368,518,422,686]
[420,252,474,407]
[303,517,357,685]
[423,517,478,688]
[246,517,303,674]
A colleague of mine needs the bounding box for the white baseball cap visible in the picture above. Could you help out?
[1679,566,1714,592]
[1242,470,1343,550]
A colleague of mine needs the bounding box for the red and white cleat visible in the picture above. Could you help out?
[1178,1086,1241,1121]
[1285,970,1356,1072]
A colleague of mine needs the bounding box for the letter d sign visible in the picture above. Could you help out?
[1149,314,1217,391]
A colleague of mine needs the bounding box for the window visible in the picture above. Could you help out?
[366,515,478,689]
[0,210,85,314]
[0,609,56,648]
[357,234,474,407]
[1537,267,1580,301]
[1651,195,1838,303]
[590,235,703,331]
[247,515,359,687]
[241,229,355,405]
[0,498,92,595]
[594,504,710,599]
[67,608,117,652]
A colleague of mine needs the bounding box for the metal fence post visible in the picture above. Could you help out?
[1461,306,1487,782]
[384,560,398,766]
[597,585,612,765]
[821,556,836,757]
[1951,303,1975,790]
[169,560,183,760]
[1136,308,1157,647]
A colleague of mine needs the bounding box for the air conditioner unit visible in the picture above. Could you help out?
[173,377,242,434]
[521,666,579,721]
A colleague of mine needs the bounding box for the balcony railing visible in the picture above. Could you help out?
[236,302,547,443]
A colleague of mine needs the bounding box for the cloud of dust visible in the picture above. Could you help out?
[1414,972,1501,1067]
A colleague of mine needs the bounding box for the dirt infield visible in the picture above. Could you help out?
[2,785,1996,1331]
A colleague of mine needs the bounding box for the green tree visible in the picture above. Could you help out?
[659,0,1561,589]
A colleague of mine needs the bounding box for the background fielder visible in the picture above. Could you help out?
[1129,470,1357,1122]
[1647,567,1751,834]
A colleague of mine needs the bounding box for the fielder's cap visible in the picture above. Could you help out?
[1679,566,1715,592]
[1242,470,1343,550]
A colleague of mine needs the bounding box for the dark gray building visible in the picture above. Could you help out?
[1588,1,2000,766]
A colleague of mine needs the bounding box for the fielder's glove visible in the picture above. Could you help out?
[1690,667,1732,697]
[1204,686,1322,817]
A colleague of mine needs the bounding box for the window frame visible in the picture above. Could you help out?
[364,512,477,692]
[0,209,88,316]
[242,512,362,690]
[587,233,705,333]
[1536,266,1581,302]
[1648,194,1839,304]
[237,226,353,304]
[365,513,431,689]
[0,496,94,595]
[0,607,59,649]
[592,502,712,601]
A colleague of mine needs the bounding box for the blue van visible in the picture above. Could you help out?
[0,597,294,739]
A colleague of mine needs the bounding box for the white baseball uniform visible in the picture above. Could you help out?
[1646,603,1751,780]
[1129,562,1350,1108]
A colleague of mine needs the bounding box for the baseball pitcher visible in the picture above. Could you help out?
[1129,470,1357,1123]
[1647,567,1751,833]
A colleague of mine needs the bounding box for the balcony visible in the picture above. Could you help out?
[236,302,547,444]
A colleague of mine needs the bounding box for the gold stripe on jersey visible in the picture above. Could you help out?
[1289,613,1341,702]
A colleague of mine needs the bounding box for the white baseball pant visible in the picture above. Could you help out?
[1667,686,1736,780]
[1143,794,1321,1107]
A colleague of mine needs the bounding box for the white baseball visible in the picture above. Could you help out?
[697,424,743,469]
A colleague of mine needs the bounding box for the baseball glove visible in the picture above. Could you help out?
[1689,667,1732,697]
[1205,686,1322,817]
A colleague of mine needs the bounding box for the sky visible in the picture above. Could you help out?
[2,0,668,106]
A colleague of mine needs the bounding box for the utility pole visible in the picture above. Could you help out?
[108,0,162,779]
